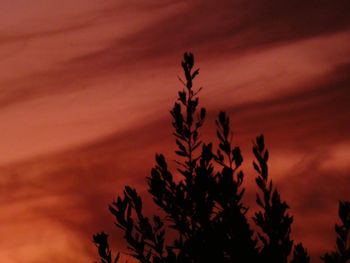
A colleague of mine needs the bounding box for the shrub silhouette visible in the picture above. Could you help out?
[93,53,350,263]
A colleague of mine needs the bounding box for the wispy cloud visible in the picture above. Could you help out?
[0,1,350,262]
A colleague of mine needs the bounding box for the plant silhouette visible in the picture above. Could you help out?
[93,53,350,263]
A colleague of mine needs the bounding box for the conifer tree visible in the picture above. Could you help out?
[322,201,350,263]
[93,52,349,263]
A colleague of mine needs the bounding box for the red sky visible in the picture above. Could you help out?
[0,1,350,262]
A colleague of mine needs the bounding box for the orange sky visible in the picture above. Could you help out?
[0,1,350,262]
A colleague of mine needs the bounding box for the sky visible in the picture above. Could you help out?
[0,0,350,262]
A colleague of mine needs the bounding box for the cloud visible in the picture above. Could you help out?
[0,116,173,261]
[3,0,349,109]
[70,0,350,66]
[2,60,349,259]
[0,1,350,262]
[222,62,350,149]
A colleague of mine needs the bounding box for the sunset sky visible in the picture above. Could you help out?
[1,1,350,262]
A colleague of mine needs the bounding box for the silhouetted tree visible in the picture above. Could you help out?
[93,232,120,263]
[93,52,350,263]
[322,202,350,263]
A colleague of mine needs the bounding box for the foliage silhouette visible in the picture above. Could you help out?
[322,201,350,263]
[93,232,120,263]
[94,53,350,263]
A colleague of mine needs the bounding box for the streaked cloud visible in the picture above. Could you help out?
[0,1,349,262]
